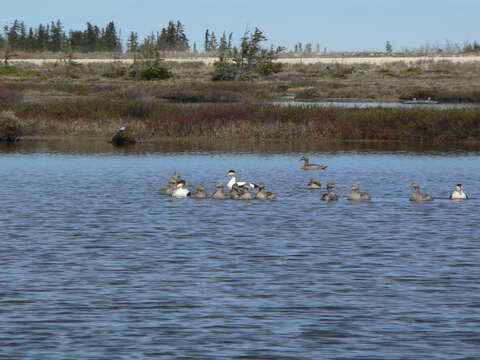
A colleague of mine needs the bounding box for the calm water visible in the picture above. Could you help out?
[275,100,480,110]
[1,140,480,360]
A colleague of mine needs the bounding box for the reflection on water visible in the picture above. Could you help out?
[274,100,480,110]
[1,140,480,359]
[2,137,480,156]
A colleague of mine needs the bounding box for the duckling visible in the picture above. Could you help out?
[191,184,208,199]
[409,182,434,202]
[225,170,257,190]
[321,182,339,201]
[255,183,277,200]
[229,183,243,200]
[450,184,468,200]
[172,180,191,198]
[348,184,371,201]
[159,178,177,195]
[239,186,254,200]
[212,182,229,200]
[159,171,182,195]
[301,156,327,170]
[307,177,322,189]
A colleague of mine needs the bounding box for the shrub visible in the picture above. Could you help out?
[0,111,22,142]
[135,66,173,81]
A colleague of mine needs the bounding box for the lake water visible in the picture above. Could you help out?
[274,100,480,110]
[1,140,480,360]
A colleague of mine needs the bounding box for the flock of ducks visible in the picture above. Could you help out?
[160,170,277,200]
[159,156,470,202]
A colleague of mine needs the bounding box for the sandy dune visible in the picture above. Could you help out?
[10,55,480,65]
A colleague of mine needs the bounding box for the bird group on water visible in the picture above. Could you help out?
[159,170,277,200]
[159,156,470,202]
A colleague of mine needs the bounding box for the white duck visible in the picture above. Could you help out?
[225,170,257,191]
[450,184,468,200]
[172,180,191,198]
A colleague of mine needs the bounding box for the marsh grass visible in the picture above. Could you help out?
[5,100,480,142]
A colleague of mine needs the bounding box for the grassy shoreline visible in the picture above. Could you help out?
[2,100,480,143]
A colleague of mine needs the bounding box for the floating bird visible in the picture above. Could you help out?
[159,178,177,195]
[255,183,277,200]
[212,182,229,200]
[348,184,371,201]
[172,180,191,198]
[300,156,327,170]
[450,184,468,200]
[225,170,257,190]
[307,177,322,189]
[321,182,339,201]
[159,171,182,195]
[191,184,208,199]
[409,182,433,202]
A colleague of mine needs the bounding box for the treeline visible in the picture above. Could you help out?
[0,20,121,52]
[0,19,191,53]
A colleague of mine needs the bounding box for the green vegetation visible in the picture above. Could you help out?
[0,110,23,142]
[211,28,284,81]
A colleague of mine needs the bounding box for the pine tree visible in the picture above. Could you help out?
[127,31,139,52]
[204,29,210,52]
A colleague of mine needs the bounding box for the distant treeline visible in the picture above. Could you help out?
[0,19,191,53]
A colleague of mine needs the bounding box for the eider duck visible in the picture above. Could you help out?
[212,182,229,200]
[301,156,327,170]
[225,170,257,190]
[409,182,433,202]
[307,177,322,189]
[348,184,371,201]
[255,183,277,200]
[191,184,208,199]
[172,180,191,198]
[321,182,339,201]
[450,184,468,200]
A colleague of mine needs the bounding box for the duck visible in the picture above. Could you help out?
[159,177,177,195]
[229,183,254,200]
[255,183,277,200]
[229,183,243,200]
[172,180,191,198]
[225,170,257,190]
[301,156,327,170]
[191,184,208,199]
[321,182,339,201]
[409,182,434,202]
[212,182,229,200]
[307,177,322,189]
[450,184,468,200]
[348,184,371,201]
[159,171,182,195]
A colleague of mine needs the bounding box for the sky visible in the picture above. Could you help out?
[2,0,479,52]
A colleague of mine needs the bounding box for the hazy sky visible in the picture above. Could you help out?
[2,0,478,51]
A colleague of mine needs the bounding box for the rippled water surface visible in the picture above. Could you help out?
[1,140,480,360]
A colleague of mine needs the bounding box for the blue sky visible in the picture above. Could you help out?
[2,0,478,51]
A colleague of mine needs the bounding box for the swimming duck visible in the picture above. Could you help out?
[172,180,191,198]
[159,171,183,195]
[159,178,177,195]
[321,182,339,201]
[255,183,277,200]
[301,156,327,170]
[225,170,257,190]
[409,182,434,202]
[307,177,322,189]
[191,184,208,199]
[348,184,371,201]
[212,182,229,200]
[450,184,468,200]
